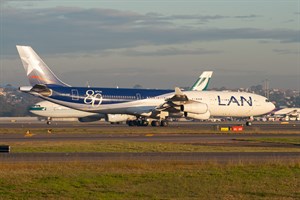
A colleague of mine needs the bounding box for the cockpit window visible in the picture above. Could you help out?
[265,99,270,102]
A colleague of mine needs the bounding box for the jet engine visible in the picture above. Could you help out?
[184,110,210,120]
[180,102,208,114]
[105,114,136,123]
[78,115,103,122]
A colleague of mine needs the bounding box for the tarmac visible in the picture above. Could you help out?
[0,121,299,163]
[0,132,300,144]
[1,152,299,163]
[0,120,299,131]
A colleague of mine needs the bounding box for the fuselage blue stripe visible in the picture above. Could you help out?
[48,86,174,104]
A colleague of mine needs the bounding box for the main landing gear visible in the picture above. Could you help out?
[127,119,149,127]
[127,119,169,127]
[151,120,168,127]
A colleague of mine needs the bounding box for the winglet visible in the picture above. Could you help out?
[166,87,188,103]
[175,87,185,96]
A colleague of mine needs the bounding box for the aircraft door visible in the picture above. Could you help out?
[71,89,79,100]
[209,94,214,105]
[254,99,261,107]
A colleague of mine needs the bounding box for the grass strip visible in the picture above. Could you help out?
[6,141,300,153]
[0,161,299,199]
[238,138,300,145]
[0,127,299,135]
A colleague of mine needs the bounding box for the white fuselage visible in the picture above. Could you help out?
[274,108,300,116]
[30,101,100,118]
[37,90,274,118]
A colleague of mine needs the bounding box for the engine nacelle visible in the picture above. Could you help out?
[181,102,208,114]
[184,111,210,120]
[78,115,103,122]
[169,112,184,118]
[105,114,135,123]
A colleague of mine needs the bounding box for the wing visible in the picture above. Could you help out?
[155,87,210,120]
[156,87,188,111]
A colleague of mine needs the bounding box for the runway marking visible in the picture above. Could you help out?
[281,122,289,124]
[24,130,34,137]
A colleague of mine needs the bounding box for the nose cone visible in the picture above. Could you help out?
[29,106,45,114]
[268,102,276,113]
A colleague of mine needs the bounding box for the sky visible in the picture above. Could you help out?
[0,0,299,90]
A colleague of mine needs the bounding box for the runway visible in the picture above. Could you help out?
[0,121,299,163]
[0,120,300,131]
[1,152,299,163]
[1,133,300,144]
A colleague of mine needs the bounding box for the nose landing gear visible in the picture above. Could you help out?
[246,116,253,126]
[46,117,52,125]
[246,121,252,126]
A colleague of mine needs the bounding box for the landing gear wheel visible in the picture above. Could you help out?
[246,121,252,126]
[128,120,137,126]
[160,120,168,127]
[151,121,160,127]
[140,120,149,126]
[128,119,149,127]
[47,117,52,125]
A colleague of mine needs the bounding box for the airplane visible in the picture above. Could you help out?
[29,71,214,124]
[273,108,300,116]
[17,45,275,127]
[189,71,213,91]
[29,101,136,124]
[273,108,300,121]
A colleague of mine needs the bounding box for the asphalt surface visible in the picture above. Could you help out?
[0,120,300,131]
[0,121,299,163]
[1,152,299,163]
[1,133,300,143]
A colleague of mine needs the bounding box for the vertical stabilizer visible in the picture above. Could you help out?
[16,45,70,87]
[190,71,213,91]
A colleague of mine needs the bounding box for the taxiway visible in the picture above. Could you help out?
[0,121,299,163]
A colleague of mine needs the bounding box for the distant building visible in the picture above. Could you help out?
[0,88,6,96]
